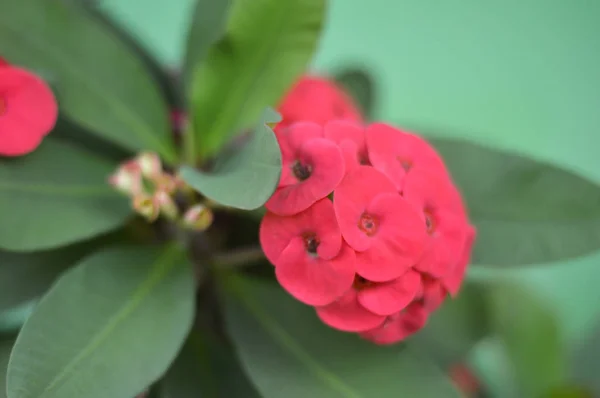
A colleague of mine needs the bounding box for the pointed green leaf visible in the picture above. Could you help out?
[429,137,600,265]
[221,276,460,398]
[0,0,176,161]
[488,282,565,397]
[191,0,326,159]
[6,245,195,398]
[183,0,232,87]
[0,139,131,251]
[179,117,281,210]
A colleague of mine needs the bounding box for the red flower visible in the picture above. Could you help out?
[355,270,422,316]
[0,57,8,68]
[324,120,369,171]
[316,288,386,332]
[260,199,355,306]
[0,66,58,156]
[277,76,362,130]
[266,122,345,216]
[334,166,427,282]
[359,302,429,345]
[443,225,476,296]
[403,168,472,279]
[366,123,449,190]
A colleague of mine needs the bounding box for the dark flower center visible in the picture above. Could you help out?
[397,156,413,171]
[303,233,319,255]
[292,160,312,181]
[358,213,379,236]
[424,208,436,234]
[353,275,374,290]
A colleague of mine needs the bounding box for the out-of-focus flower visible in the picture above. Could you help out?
[154,190,178,220]
[259,117,476,345]
[132,193,160,222]
[136,151,162,179]
[183,204,214,231]
[108,160,143,196]
[0,65,58,156]
[276,75,363,130]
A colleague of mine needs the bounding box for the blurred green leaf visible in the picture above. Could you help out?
[488,282,565,397]
[6,245,195,398]
[191,0,326,159]
[221,275,460,398]
[569,317,600,396]
[0,139,131,251]
[334,69,375,120]
[429,137,600,265]
[0,0,176,162]
[543,385,594,398]
[1,338,14,398]
[412,282,490,368]
[183,0,232,87]
[180,114,282,210]
[160,328,260,398]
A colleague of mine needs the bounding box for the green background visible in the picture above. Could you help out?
[86,0,600,389]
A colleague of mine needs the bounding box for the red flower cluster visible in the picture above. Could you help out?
[260,78,474,344]
[0,57,58,156]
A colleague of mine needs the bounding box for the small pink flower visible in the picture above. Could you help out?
[277,76,363,130]
[366,123,449,190]
[323,120,369,171]
[359,302,429,345]
[265,122,345,216]
[260,199,355,306]
[334,166,427,282]
[316,288,386,332]
[0,66,58,156]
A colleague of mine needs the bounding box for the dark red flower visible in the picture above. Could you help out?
[0,57,8,68]
[266,122,345,216]
[334,166,427,282]
[366,123,449,190]
[0,66,58,156]
[277,76,363,130]
[260,199,355,306]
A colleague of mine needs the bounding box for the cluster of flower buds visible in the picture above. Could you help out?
[258,76,475,345]
[108,153,212,231]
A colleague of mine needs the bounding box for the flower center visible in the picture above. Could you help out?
[303,233,319,256]
[397,156,413,171]
[358,213,379,236]
[353,274,374,290]
[424,208,436,234]
[358,151,370,166]
[292,160,312,181]
[0,96,6,116]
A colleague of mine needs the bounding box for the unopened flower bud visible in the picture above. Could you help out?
[154,173,178,194]
[108,160,142,195]
[136,152,162,179]
[132,194,159,222]
[155,190,178,220]
[183,204,213,231]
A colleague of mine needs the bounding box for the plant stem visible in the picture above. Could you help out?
[213,246,265,269]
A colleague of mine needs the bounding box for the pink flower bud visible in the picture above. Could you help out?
[154,173,178,194]
[136,152,162,179]
[183,204,213,231]
[132,194,159,222]
[155,190,178,220]
[108,160,142,195]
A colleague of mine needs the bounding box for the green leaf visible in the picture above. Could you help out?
[221,276,460,398]
[334,69,375,120]
[569,317,600,396]
[0,139,131,251]
[160,329,260,398]
[6,245,195,398]
[412,282,490,368]
[191,0,326,159]
[1,338,14,398]
[0,0,176,162]
[183,0,232,87]
[179,115,282,210]
[429,137,600,265]
[488,282,565,397]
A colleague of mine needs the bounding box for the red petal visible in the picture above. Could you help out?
[324,120,367,170]
[276,239,355,306]
[355,193,427,282]
[260,199,342,266]
[333,166,397,251]
[316,289,385,332]
[357,270,421,315]
[444,225,476,296]
[360,303,429,345]
[266,138,345,216]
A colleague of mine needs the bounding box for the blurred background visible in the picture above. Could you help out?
[4,0,600,396]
